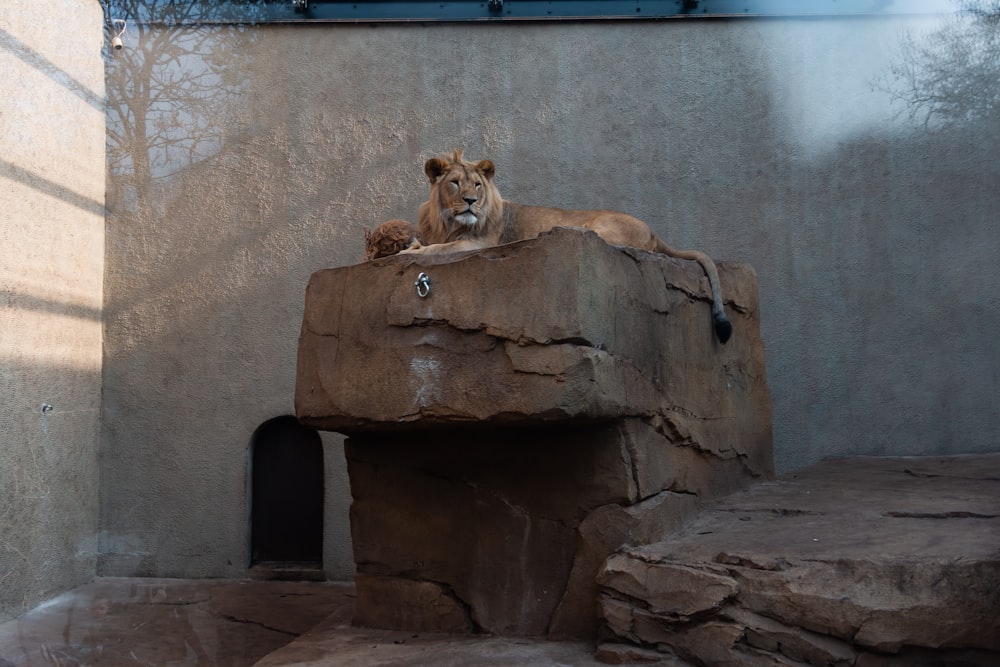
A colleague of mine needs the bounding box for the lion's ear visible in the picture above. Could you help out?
[476,159,496,180]
[425,157,447,183]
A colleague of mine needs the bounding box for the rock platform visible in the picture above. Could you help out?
[295,227,773,639]
[597,454,1000,666]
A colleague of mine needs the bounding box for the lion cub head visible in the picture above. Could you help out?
[422,149,502,239]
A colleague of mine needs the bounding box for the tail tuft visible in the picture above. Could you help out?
[714,314,733,344]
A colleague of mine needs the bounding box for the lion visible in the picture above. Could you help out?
[402,149,732,343]
[364,219,422,260]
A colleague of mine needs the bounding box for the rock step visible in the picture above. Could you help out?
[596,454,1000,666]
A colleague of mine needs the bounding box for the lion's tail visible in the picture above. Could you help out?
[653,238,732,344]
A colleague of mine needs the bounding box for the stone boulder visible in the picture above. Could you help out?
[597,455,1000,665]
[297,228,770,453]
[295,228,774,638]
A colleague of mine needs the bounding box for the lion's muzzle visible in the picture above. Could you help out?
[455,210,478,226]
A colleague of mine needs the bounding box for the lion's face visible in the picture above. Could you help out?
[424,150,498,231]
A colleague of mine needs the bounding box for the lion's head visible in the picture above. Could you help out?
[418,149,504,244]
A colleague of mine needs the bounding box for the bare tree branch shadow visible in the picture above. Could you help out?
[876,0,1000,129]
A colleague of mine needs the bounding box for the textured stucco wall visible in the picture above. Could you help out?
[0,0,105,620]
[101,16,999,580]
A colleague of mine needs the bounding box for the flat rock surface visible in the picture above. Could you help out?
[253,621,608,667]
[598,454,1000,665]
[0,578,606,667]
[0,578,356,667]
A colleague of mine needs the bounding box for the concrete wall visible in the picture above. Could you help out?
[100,15,999,579]
[0,0,105,620]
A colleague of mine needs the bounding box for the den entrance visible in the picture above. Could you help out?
[250,416,324,578]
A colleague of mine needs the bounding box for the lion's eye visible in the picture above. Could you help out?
[450,179,460,189]
[474,182,482,189]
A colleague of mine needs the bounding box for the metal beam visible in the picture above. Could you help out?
[126,0,956,26]
[293,0,954,22]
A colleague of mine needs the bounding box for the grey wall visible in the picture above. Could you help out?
[0,0,105,620]
[100,15,999,580]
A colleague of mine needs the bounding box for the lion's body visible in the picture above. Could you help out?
[404,149,732,343]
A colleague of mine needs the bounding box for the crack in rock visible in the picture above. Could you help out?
[219,614,298,637]
[718,508,826,517]
[714,552,792,571]
[884,510,998,519]
[903,468,1000,482]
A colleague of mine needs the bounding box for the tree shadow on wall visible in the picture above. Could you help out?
[777,1,1000,462]
[877,0,1000,129]
[102,1,269,221]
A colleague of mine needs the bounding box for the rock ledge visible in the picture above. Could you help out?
[597,454,1000,665]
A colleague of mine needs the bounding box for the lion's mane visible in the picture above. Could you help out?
[417,149,507,246]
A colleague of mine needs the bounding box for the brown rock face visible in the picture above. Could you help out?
[597,455,1000,665]
[298,228,770,446]
[295,228,774,638]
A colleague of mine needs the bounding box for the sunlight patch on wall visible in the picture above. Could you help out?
[0,305,102,370]
[761,14,950,159]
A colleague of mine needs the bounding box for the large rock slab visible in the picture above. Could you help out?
[343,420,749,639]
[296,228,771,464]
[295,228,774,638]
[597,455,1000,665]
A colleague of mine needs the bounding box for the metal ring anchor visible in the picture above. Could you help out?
[415,272,432,298]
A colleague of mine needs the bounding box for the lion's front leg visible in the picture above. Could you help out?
[400,239,486,255]
[400,238,425,253]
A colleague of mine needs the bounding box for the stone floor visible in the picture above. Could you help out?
[2,454,997,666]
[0,578,350,667]
[0,577,605,666]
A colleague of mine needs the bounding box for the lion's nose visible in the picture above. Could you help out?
[463,196,477,205]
